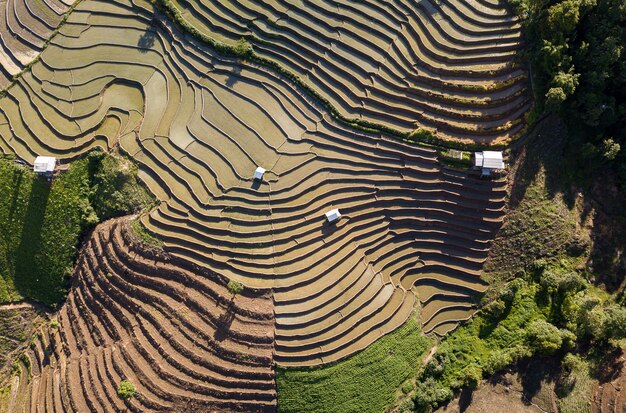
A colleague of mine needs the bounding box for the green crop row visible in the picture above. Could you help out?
[277,317,430,413]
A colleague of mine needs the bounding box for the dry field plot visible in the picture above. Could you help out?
[0,0,71,87]
[0,0,508,365]
[7,219,276,412]
[169,0,529,144]
[0,0,517,409]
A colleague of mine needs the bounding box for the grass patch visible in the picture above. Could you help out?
[0,152,153,306]
[130,218,163,249]
[556,354,596,413]
[277,317,429,413]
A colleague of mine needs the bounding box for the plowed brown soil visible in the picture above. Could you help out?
[592,354,626,413]
[2,218,277,413]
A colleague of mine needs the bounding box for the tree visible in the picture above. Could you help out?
[545,87,567,111]
[602,138,621,161]
[601,305,626,340]
[460,363,483,389]
[547,0,586,34]
[227,280,244,296]
[413,377,453,411]
[233,37,253,58]
[117,379,136,399]
[483,350,513,375]
[527,320,564,354]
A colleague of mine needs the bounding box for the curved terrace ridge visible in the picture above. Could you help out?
[0,0,508,368]
[7,219,277,412]
[162,0,529,144]
[0,0,72,88]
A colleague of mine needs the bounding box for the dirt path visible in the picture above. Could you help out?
[0,301,46,312]
[423,345,438,365]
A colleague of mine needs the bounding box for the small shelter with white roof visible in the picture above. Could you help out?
[474,151,504,176]
[325,208,341,223]
[254,166,266,181]
[33,156,56,177]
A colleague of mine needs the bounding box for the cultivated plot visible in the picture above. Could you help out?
[0,0,71,87]
[0,0,508,370]
[168,0,529,144]
[8,219,277,412]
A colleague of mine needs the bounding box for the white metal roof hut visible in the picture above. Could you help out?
[474,151,504,176]
[254,166,266,181]
[33,156,56,175]
[325,208,341,223]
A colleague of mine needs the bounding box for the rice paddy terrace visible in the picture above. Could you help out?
[167,0,529,144]
[0,0,520,409]
[0,0,71,88]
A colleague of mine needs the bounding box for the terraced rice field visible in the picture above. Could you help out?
[7,219,277,412]
[168,0,529,144]
[0,0,511,371]
[0,0,71,88]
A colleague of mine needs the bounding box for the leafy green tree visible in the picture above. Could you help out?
[601,305,626,340]
[602,138,621,161]
[526,320,564,354]
[117,379,136,399]
[413,377,453,411]
[227,280,244,296]
[460,363,483,389]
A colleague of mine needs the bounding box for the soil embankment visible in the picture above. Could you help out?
[2,218,277,412]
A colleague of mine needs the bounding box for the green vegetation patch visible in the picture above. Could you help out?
[411,262,626,412]
[227,280,244,296]
[130,218,163,249]
[555,354,596,413]
[0,152,152,306]
[117,379,137,399]
[277,317,429,413]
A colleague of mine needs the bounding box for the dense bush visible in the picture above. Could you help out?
[226,280,244,296]
[117,379,136,399]
[86,151,153,220]
[412,262,625,411]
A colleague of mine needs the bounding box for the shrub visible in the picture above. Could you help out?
[233,37,253,58]
[459,363,482,389]
[526,320,563,354]
[397,398,415,413]
[413,377,453,411]
[483,299,507,319]
[49,319,59,329]
[483,350,513,375]
[602,138,621,161]
[401,380,413,395]
[87,151,153,220]
[601,305,626,341]
[117,379,136,399]
[227,280,244,296]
